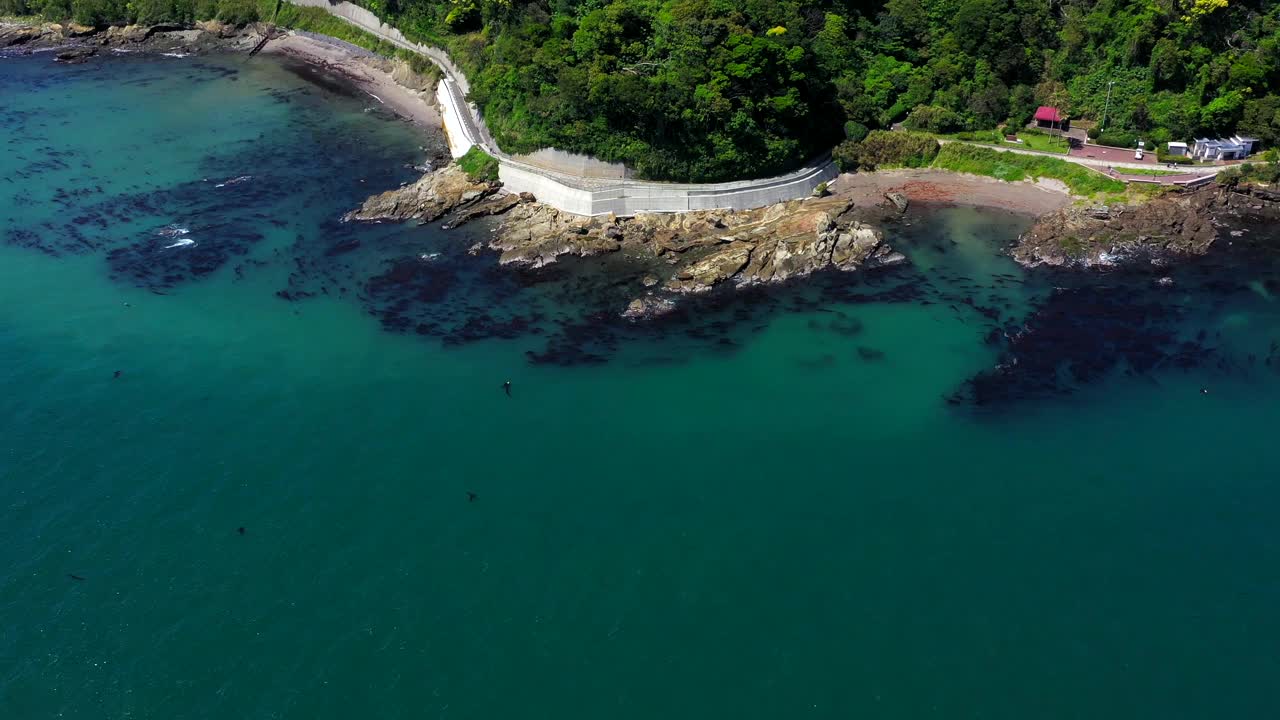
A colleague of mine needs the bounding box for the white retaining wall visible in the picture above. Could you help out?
[283,0,839,216]
[434,81,473,158]
[499,159,839,216]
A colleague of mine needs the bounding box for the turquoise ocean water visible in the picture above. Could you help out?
[2,52,1279,718]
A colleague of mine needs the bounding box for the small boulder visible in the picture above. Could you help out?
[621,296,676,320]
[885,191,909,213]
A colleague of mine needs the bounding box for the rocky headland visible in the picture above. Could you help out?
[1013,183,1280,269]
[351,165,904,319]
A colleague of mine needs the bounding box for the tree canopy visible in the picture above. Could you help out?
[16,0,1280,181]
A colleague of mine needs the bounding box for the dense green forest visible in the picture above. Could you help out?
[356,0,1280,179]
[8,0,1280,181]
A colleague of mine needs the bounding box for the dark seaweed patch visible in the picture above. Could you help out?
[951,285,1209,407]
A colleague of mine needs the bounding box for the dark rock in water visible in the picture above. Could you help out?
[324,237,361,256]
[55,46,96,64]
[856,346,886,361]
[621,295,676,320]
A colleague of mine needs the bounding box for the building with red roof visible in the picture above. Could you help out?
[1034,106,1069,131]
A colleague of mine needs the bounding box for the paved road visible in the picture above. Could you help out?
[935,138,1222,183]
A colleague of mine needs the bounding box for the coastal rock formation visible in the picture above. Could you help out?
[0,22,62,48]
[346,164,498,223]
[1,19,268,55]
[55,46,97,64]
[1014,187,1217,268]
[441,194,899,316]
[1013,184,1280,269]
[478,195,897,291]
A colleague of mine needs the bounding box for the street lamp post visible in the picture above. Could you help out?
[1100,81,1115,134]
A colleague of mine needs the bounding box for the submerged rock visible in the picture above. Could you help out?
[622,295,676,320]
[347,164,498,223]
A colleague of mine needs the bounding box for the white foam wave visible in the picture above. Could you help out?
[215,175,253,188]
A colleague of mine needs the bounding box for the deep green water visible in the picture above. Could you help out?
[3,52,1280,718]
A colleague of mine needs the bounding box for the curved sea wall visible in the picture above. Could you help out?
[283,0,837,216]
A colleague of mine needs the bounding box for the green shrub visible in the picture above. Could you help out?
[834,130,939,172]
[843,121,869,143]
[903,105,965,134]
[1156,147,1194,164]
[1093,130,1139,148]
[933,143,1125,195]
[215,0,256,24]
[457,146,499,182]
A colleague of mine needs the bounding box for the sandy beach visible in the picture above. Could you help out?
[829,168,1074,216]
[259,32,442,131]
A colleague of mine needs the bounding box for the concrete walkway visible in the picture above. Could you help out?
[935,138,1224,188]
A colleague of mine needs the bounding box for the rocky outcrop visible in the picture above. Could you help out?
[485,203,620,267]
[0,22,63,48]
[667,241,755,293]
[621,295,676,320]
[465,194,900,316]
[55,46,97,64]
[0,18,269,56]
[1012,184,1280,269]
[103,24,151,44]
[346,164,498,223]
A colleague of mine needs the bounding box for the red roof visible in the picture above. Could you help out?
[1035,106,1065,123]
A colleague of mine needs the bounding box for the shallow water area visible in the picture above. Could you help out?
[2,51,1280,719]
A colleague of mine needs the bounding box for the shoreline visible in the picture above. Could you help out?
[258,32,443,131]
[829,168,1074,217]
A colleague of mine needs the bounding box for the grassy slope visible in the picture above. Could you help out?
[456,146,498,182]
[932,143,1125,196]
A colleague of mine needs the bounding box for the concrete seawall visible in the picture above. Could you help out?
[282,0,837,216]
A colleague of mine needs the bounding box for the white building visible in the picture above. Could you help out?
[1232,135,1261,155]
[1166,141,1189,156]
[1193,138,1248,161]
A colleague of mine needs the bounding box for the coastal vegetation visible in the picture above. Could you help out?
[833,130,939,171]
[457,146,500,181]
[931,143,1127,195]
[1218,156,1280,184]
[13,0,1280,184]
[334,0,1280,181]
